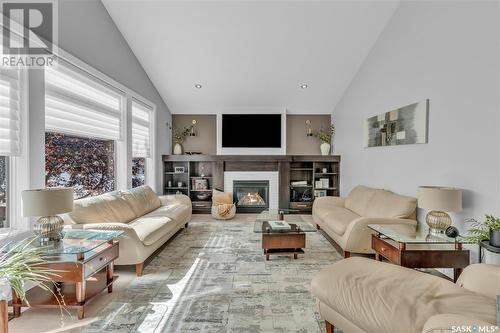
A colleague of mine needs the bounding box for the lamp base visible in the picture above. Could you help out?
[34,215,64,241]
[426,210,452,234]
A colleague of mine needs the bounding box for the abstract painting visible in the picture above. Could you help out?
[363,100,429,147]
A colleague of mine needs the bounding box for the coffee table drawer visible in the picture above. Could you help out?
[262,233,305,249]
[84,242,119,278]
[372,236,400,264]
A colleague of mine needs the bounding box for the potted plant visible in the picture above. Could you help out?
[313,124,335,155]
[0,238,65,331]
[464,214,500,247]
[170,125,192,155]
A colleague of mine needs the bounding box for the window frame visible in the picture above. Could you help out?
[44,48,157,194]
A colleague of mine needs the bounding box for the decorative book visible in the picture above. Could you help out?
[268,220,292,231]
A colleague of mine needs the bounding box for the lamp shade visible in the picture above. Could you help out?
[21,188,74,217]
[417,186,462,212]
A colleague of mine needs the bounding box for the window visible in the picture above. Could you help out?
[131,100,153,187]
[45,133,115,199]
[0,156,7,228]
[45,60,124,198]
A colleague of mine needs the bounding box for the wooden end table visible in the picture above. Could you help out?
[368,224,470,282]
[7,229,123,319]
[254,210,317,260]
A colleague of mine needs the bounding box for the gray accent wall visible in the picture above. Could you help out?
[172,115,217,155]
[286,115,331,155]
[332,1,499,247]
[56,0,171,192]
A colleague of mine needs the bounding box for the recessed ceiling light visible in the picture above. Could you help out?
[300,84,308,89]
[195,84,202,89]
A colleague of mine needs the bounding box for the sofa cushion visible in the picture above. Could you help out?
[150,203,191,225]
[321,207,359,236]
[128,215,175,246]
[121,185,161,217]
[69,191,137,224]
[311,258,496,333]
[364,189,417,218]
[344,186,377,216]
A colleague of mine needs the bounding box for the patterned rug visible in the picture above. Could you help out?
[83,217,342,333]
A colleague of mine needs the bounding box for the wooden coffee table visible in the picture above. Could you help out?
[6,229,123,319]
[254,210,316,260]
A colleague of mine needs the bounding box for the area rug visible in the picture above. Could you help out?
[83,217,342,333]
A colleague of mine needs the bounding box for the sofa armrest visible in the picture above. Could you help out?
[312,196,345,209]
[455,263,500,299]
[159,194,192,207]
[343,217,417,253]
[422,314,499,333]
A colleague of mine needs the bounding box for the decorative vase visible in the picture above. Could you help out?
[489,229,500,247]
[320,142,331,155]
[173,143,183,155]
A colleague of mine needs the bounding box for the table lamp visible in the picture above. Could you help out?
[417,186,462,234]
[21,188,74,241]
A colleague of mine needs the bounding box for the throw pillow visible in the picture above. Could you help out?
[213,189,233,206]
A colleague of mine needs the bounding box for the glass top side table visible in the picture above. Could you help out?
[368,223,470,282]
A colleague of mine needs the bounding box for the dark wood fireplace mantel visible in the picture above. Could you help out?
[162,155,340,214]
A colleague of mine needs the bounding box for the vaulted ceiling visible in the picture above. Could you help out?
[102,0,399,114]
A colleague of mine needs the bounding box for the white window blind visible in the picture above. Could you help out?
[0,67,21,156]
[45,61,124,140]
[132,100,152,158]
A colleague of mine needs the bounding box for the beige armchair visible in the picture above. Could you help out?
[311,258,500,333]
[313,185,417,257]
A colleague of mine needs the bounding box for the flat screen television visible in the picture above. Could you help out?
[222,114,281,148]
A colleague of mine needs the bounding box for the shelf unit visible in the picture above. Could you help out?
[163,159,216,213]
[163,155,340,214]
[289,159,340,213]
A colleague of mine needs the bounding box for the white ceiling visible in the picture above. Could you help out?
[102,0,399,114]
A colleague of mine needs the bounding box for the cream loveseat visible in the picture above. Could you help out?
[311,257,500,333]
[64,186,192,276]
[312,185,417,257]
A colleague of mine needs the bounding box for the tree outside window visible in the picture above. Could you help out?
[132,158,146,188]
[0,156,7,227]
[45,133,115,199]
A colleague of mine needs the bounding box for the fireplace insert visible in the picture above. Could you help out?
[233,180,269,213]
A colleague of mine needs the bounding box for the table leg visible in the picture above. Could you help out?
[293,253,298,259]
[266,253,269,261]
[11,289,20,318]
[453,268,463,282]
[1,300,8,333]
[107,262,114,293]
[375,253,381,261]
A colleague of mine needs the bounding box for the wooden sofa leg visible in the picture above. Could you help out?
[325,320,334,333]
[316,224,320,230]
[135,263,144,276]
[343,251,351,258]
[185,222,189,228]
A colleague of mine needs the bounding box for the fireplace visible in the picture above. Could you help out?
[233,180,269,213]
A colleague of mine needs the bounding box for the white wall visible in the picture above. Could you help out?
[56,0,171,192]
[333,1,499,236]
